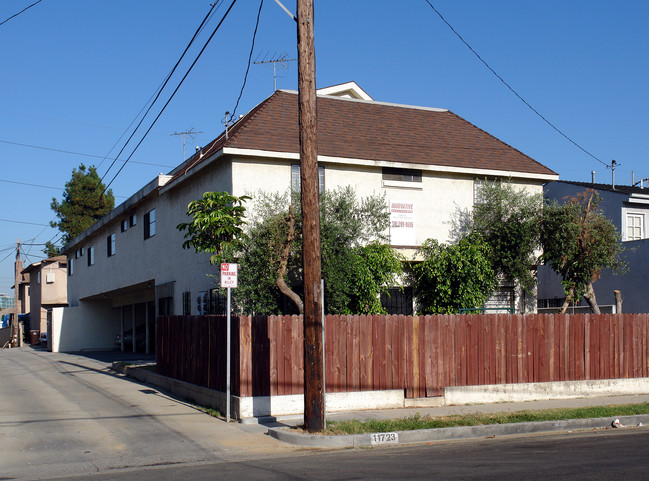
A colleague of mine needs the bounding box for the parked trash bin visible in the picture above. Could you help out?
[30,330,40,346]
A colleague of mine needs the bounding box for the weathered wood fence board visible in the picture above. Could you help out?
[156,313,649,398]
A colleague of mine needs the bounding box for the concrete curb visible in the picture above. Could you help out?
[267,414,649,448]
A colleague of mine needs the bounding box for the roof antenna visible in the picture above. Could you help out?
[591,171,596,184]
[254,53,297,91]
[170,128,203,161]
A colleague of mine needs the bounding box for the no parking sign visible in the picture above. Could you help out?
[220,263,238,288]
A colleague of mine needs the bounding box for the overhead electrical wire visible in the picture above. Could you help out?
[97,1,221,185]
[44,0,238,250]
[0,0,43,27]
[228,0,264,122]
[100,0,239,196]
[0,139,174,168]
[423,0,609,168]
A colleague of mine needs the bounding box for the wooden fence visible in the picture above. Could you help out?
[156,313,649,398]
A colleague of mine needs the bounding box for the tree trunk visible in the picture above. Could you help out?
[276,205,304,314]
[558,285,575,314]
[614,290,623,314]
[583,282,601,314]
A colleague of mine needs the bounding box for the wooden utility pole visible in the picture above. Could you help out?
[13,240,21,347]
[297,0,324,432]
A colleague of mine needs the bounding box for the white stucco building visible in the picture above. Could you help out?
[57,82,558,352]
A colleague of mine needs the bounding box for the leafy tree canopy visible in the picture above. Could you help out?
[541,190,625,313]
[177,191,250,265]
[409,236,497,314]
[471,180,543,293]
[48,163,115,256]
[235,187,402,315]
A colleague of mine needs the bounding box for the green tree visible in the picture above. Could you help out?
[471,181,543,293]
[48,164,115,255]
[541,190,625,314]
[409,236,497,314]
[176,191,250,265]
[235,188,402,315]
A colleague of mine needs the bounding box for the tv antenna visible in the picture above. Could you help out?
[254,52,297,91]
[170,128,202,160]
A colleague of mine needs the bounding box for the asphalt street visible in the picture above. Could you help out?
[45,428,649,480]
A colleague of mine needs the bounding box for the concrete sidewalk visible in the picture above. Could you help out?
[262,393,649,447]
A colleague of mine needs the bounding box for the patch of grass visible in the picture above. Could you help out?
[198,406,223,419]
[323,403,649,435]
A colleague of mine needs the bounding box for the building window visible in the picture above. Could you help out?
[37,271,41,284]
[129,213,137,227]
[197,291,208,315]
[74,247,84,259]
[68,258,74,276]
[382,167,422,183]
[626,214,644,241]
[87,245,95,266]
[182,291,191,315]
[291,164,325,194]
[121,219,128,232]
[107,233,116,257]
[144,209,156,239]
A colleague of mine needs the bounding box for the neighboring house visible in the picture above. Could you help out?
[538,180,649,313]
[21,256,68,337]
[57,82,557,352]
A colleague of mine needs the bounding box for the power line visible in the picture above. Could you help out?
[0,178,127,198]
[0,139,174,168]
[43,2,238,250]
[0,0,43,27]
[229,0,264,122]
[97,2,220,185]
[0,218,49,227]
[423,0,608,168]
[101,0,239,195]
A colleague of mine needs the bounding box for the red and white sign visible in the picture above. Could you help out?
[390,200,416,246]
[220,263,238,288]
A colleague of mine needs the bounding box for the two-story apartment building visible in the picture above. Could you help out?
[56,83,558,352]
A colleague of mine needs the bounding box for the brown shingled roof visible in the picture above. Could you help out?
[171,90,556,181]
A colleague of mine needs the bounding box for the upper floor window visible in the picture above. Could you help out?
[37,271,41,284]
[107,233,116,257]
[626,213,644,241]
[382,167,422,190]
[129,213,137,227]
[291,164,325,194]
[382,167,422,183]
[74,247,84,259]
[121,219,128,232]
[87,245,95,266]
[68,258,74,276]
[144,209,156,239]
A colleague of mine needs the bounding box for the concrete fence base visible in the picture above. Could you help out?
[112,362,649,421]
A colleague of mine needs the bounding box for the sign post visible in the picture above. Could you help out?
[220,263,238,422]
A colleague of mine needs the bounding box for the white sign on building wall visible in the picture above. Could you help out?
[389,200,416,246]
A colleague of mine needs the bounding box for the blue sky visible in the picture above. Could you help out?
[0,0,647,295]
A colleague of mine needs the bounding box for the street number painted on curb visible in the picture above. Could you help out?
[370,432,399,445]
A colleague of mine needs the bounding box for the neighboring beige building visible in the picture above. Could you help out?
[22,256,68,334]
[57,82,558,352]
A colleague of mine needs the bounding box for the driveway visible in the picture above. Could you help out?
[0,347,296,480]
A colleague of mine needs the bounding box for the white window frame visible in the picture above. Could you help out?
[622,208,647,241]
